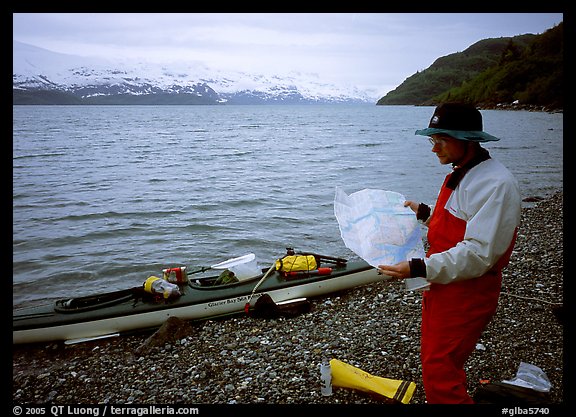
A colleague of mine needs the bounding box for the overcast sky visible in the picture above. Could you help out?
[12,13,563,98]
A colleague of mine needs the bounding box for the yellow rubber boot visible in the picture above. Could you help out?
[330,358,416,404]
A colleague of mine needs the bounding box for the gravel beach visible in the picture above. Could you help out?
[12,191,564,406]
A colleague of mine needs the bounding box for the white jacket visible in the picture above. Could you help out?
[425,158,521,284]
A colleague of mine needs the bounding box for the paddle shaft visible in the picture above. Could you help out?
[188,254,255,275]
[297,251,347,266]
[188,265,216,275]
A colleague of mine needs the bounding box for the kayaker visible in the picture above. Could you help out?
[377,102,521,404]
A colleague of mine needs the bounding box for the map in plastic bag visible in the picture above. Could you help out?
[334,187,429,290]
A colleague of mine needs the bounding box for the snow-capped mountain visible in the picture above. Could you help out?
[13,41,376,105]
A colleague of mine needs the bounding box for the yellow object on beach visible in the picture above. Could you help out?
[330,359,416,404]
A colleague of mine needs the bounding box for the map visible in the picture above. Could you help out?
[334,187,429,290]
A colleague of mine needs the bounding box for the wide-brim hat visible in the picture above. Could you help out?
[415,103,500,142]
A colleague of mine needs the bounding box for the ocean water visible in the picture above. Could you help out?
[12,105,563,307]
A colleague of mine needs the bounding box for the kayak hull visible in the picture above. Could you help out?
[13,260,381,344]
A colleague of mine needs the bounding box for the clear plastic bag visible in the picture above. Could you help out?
[502,362,551,392]
[144,276,181,299]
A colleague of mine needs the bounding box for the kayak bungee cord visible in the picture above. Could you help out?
[244,261,277,314]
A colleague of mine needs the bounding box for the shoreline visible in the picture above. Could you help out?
[13,190,564,405]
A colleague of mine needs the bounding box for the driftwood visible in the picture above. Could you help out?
[136,316,196,353]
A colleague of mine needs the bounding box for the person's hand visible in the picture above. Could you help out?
[377,261,411,280]
[404,200,419,214]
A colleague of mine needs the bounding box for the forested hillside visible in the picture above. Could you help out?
[377,22,563,110]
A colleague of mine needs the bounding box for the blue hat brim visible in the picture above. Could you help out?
[415,128,500,142]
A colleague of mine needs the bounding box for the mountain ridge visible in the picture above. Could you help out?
[13,40,375,105]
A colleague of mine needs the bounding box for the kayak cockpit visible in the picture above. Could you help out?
[54,287,143,313]
[188,270,268,289]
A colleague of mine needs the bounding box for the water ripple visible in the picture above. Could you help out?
[12,105,563,306]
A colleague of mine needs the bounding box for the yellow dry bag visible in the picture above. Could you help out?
[275,255,317,272]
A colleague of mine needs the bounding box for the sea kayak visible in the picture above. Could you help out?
[13,250,382,345]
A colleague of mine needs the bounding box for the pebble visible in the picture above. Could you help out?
[12,191,563,405]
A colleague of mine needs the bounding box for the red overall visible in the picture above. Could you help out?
[421,174,515,404]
